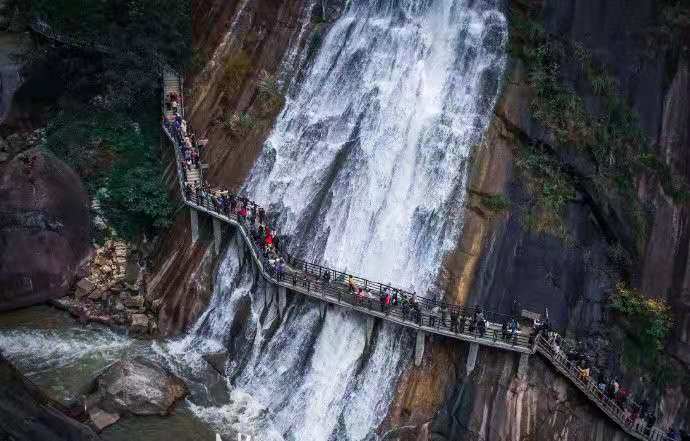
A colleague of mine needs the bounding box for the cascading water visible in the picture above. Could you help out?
[180,1,509,440]
[0,1,508,440]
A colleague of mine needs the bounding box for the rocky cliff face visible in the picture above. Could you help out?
[431,349,635,441]
[0,351,98,441]
[426,0,690,439]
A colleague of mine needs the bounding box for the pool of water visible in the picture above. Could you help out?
[0,305,217,441]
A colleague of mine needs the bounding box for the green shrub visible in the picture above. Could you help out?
[256,70,285,116]
[223,51,252,95]
[509,6,690,242]
[102,164,175,239]
[222,111,256,138]
[45,106,174,240]
[612,283,672,350]
[611,283,674,385]
[514,141,576,238]
[481,194,511,212]
[25,0,191,70]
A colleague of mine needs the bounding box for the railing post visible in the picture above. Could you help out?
[414,330,425,367]
[517,353,529,380]
[365,316,375,351]
[212,217,222,255]
[277,285,287,318]
[466,342,479,375]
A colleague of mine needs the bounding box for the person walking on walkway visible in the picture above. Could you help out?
[347,275,356,294]
[450,308,459,332]
[477,317,486,336]
[402,298,409,320]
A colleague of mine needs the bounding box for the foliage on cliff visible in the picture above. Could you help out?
[46,106,174,240]
[611,283,674,386]
[509,5,689,245]
[509,3,689,389]
[20,0,191,71]
[18,0,191,240]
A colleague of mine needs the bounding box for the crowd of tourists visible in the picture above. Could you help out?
[162,91,514,342]
[163,92,287,280]
[163,90,681,441]
[543,330,684,440]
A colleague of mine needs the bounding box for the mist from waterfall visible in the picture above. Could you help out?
[182,0,508,440]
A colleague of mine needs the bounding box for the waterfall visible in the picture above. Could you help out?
[184,1,509,440]
[0,0,508,439]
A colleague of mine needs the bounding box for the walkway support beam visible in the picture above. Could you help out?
[415,330,425,367]
[466,342,479,375]
[213,217,222,255]
[365,316,375,350]
[278,285,287,318]
[190,209,199,244]
[517,353,529,380]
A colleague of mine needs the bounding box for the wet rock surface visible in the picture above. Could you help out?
[0,352,98,441]
[84,357,189,431]
[203,351,230,377]
[431,350,635,441]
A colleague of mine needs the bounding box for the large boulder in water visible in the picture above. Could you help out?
[84,357,188,431]
[0,148,91,311]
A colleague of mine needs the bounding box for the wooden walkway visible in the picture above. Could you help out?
[161,69,673,441]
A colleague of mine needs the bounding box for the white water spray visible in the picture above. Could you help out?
[186,1,508,440]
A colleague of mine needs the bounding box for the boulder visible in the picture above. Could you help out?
[124,260,141,285]
[84,357,188,431]
[75,278,95,298]
[122,294,145,309]
[203,351,229,377]
[88,285,109,301]
[129,313,149,334]
[0,149,91,311]
[87,407,120,432]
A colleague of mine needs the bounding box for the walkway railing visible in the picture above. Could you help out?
[161,68,534,353]
[27,20,675,441]
[160,68,676,441]
[166,130,534,352]
[535,337,671,441]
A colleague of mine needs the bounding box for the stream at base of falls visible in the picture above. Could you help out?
[0,306,215,441]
